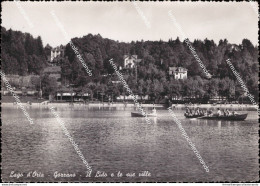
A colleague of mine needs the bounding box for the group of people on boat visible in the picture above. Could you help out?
[215,108,238,116]
[185,107,238,117]
[185,107,204,116]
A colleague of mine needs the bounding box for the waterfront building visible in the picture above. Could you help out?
[1,89,38,96]
[56,92,92,101]
[169,67,188,79]
[116,95,149,101]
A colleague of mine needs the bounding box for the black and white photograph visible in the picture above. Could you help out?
[1,1,259,184]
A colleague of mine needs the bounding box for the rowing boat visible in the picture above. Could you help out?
[131,112,157,117]
[197,113,247,121]
[185,114,204,118]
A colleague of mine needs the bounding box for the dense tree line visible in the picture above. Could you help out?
[1,27,47,75]
[61,34,258,103]
[1,27,258,103]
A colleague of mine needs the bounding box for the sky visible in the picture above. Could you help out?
[2,1,259,47]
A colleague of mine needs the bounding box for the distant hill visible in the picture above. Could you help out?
[1,27,258,103]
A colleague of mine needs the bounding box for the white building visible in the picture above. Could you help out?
[169,67,188,79]
[50,45,64,62]
[229,44,240,52]
[124,55,142,69]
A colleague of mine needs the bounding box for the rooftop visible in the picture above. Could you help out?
[169,67,188,72]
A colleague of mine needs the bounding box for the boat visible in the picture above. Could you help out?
[197,113,248,121]
[41,101,49,105]
[131,112,157,117]
[185,114,204,119]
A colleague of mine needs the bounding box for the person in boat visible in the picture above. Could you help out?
[200,109,205,116]
[195,108,201,116]
[194,108,197,115]
[184,108,189,116]
[227,109,231,116]
[198,108,201,115]
[224,109,231,116]
[207,109,213,116]
[185,108,191,116]
[199,109,203,116]
[190,109,194,116]
[152,107,157,115]
[223,109,227,116]
[198,108,202,115]
[185,108,192,116]
[232,111,238,115]
[216,108,222,116]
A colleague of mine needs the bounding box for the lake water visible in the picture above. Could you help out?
[1,105,259,182]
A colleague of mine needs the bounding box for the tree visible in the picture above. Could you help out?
[41,74,58,98]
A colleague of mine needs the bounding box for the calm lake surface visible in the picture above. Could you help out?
[1,105,259,182]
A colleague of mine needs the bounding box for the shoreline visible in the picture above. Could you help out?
[1,102,258,110]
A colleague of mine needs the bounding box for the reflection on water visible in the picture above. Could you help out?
[1,106,259,182]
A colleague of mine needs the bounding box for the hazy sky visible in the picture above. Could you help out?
[2,1,259,47]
